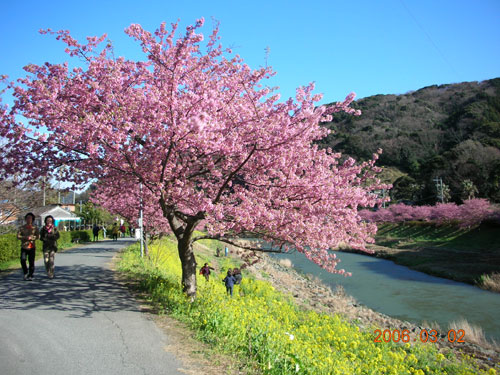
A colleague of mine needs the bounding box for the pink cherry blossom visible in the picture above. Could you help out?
[0,20,387,296]
[360,198,497,228]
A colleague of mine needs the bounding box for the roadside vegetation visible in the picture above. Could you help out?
[0,229,92,271]
[117,235,496,375]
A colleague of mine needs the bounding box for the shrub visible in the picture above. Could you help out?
[0,229,92,265]
[70,230,91,243]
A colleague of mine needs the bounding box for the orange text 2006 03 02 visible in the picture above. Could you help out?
[373,329,466,344]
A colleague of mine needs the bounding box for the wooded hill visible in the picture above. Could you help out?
[319,78,500,203]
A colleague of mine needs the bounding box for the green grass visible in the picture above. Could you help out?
[376,222,500,251]
[372,222,500,288]
[117,237,497,375]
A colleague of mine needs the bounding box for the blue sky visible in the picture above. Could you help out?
[1,0,499,105]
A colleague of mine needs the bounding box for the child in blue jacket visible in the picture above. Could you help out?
[222,269,236,297]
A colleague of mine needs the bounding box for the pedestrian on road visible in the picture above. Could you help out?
[102,226,107,239]
[17,212,40,281]
[111,223,119,241]
[92,224,100,242]
[120,224,126,238]
[40,215,60,279]
[222,269,236,297]
[199,263,215,281]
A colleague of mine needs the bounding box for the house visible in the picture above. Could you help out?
[60,203,76,212]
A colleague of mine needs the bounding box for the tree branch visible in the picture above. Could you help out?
[213,144,257,204]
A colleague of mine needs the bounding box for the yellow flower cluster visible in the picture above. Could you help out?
[119,240,496,375]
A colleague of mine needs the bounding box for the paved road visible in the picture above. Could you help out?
[0,239,184,375]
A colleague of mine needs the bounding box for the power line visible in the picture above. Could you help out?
[264,46,270,68]
[399,0,462,81]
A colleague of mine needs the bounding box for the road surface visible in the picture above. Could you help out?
[0,238,185,375]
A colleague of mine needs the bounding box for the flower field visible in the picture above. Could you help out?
[118,238,495,375]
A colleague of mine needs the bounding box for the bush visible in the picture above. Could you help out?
[0,229,92,265]
[0,233,32,264]
[70,230,91,243]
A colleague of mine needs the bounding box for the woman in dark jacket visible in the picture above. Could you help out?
[40,215,60,279]
[232,268,242,285]
[222,269,236,297]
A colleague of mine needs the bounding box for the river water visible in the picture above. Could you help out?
[270,250,500,342]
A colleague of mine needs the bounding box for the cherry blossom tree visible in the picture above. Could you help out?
[0,19,386,296]
[359,199,497,228]
[91,177,172,255]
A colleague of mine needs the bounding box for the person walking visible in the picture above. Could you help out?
[222,269,236,297]
[17,212,40,281]
[40,215,60,279]
[232,268,243,296]
[92,224,100,242]
[233,268,242,285]
[102,226,107,239]
[111,223,119,241]
[199,263,215,281]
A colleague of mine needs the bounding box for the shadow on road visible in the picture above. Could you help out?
[0,241,139,318]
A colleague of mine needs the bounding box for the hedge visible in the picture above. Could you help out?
[0,229,93,264]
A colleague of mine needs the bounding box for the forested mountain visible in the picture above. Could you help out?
[319,78,500,203]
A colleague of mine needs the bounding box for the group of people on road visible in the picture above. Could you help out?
[93,223,135,242]
[200,262,242,297]
[19,213,244,293]
[17,212,60,281]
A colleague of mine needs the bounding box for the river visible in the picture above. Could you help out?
[270,250,500,343]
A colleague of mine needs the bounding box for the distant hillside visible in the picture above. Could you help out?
[319,78,500,203]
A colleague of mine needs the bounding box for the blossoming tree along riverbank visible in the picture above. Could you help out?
[0,19,387,297]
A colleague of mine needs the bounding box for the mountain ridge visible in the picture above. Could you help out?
[319,78,500,203]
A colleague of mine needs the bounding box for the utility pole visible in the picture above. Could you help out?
[433,177,444,203]
[264,46,270,68]
[42,176,46,206]
[58,166,64,205]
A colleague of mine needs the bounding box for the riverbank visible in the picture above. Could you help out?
[246,249,500,372]
[118,236,500,373]
[343,222,500,293]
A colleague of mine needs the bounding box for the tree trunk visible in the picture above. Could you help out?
[159,195,200,298]
[177,238,197,297]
